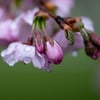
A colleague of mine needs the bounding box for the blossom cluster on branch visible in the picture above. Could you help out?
[0,0,100,72]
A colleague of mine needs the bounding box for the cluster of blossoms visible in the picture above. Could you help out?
[0,0,100,72]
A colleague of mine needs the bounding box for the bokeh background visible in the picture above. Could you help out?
[0,0,100,100]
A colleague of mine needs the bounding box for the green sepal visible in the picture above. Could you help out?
[75,21,84,30]
[41,18,46,30]
[80,28,89,42]
[65,31,74,45]
[32,16,37,31]
[32,16,46,32]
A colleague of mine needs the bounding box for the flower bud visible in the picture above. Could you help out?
[45,40,63,64]
[84,40,99,59]
[34,33,44,53]
[88,32,100,48]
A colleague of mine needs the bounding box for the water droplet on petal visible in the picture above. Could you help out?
[1,50,6,57]
[23,57,31,64]
[7,59,17,66]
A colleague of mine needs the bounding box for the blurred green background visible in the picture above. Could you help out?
[0,0,100,100]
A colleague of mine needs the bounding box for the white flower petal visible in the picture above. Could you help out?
[43,60,52,72]
[1,42,46,70]
[1,42,36,66]
[1,42,19,57]
[17,44,35,60]
[1,50,7,57]
[23,57,32,64]
[3,54,18,66]
[32,53,45,69]
[7,59,17,66]
[5,42,20,55]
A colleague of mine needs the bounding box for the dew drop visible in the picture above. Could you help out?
[7,59,17,66]
[23,57,31,64]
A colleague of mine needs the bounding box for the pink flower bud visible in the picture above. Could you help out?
[88,32,100,48]
[84,40,100,59]
[45,40,63,64]
[34,32,44,53]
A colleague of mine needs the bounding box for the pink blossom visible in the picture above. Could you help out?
[34,32,44,54]
[0,8,9,21]
[0,0,98,71]
[45,40,63,64]
[0,8,40,46]
[0,19,18,46]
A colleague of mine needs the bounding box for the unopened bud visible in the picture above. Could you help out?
[84,40,99,59]
[88,32,100,48]
[34,32,44,53]
[45,40,63,64]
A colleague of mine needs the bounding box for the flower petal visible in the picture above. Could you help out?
[3,54,18,66]
[32,52,45,69]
